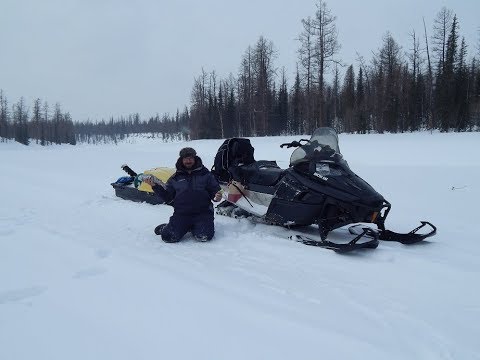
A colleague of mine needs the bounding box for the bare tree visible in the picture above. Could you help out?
[423,17,435,129]
[190,68,208,139]
[297,16,315,128]
[432,7,453,74]
[238,46,255,135]
[311,0,340,129]
[407,30,425,130]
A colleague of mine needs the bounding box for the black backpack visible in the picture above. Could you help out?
[212,138,255,182]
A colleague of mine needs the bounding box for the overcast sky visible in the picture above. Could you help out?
[1,0,478,121]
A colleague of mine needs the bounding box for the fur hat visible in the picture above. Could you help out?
[179,147,197,158]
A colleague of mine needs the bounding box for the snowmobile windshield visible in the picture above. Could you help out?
[290,127,341,166]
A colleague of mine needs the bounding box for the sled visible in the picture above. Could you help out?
[111,165,174,205]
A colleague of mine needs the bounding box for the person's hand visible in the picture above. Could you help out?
[143,177,155,187]
[142,175,166,189]
[213,191,223,202]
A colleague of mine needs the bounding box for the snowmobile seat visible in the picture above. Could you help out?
[230,160,284,186]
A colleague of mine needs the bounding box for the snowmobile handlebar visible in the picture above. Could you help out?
[280,139,310,148]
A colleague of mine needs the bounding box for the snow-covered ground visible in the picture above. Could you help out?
[1,132,480,360]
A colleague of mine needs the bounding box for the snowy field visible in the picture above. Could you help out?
[1,131,480,360]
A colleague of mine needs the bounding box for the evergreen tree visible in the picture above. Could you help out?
[252,36,277,136]
[331,65,340,130]
[31,98,42,144]
[376,32,403,132]
[275,67,289,135]
[0,90,9,140]
[290,67,303,134]
[356,67,368,133]
[436,15,458,131]
[13,97,29,145]
[340,65,355,132]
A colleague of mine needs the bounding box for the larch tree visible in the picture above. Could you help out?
[0,90,9,140]
[290,66,303,134]
[341,65,355,133]
[356,67,368,133]
[311,0,340,130]
[31,98,42,144]
[432,7,454,75]
[379,32,403,132]
[297,16,315,130]
[252,36,277,136]
[13,97,29,145]
[238,46,255,136]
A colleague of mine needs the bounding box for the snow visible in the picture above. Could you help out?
[1,131,480,360]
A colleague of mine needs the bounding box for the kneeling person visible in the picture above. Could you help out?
[144,147,222,242]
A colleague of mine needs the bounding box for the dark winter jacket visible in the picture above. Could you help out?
[152,156,220,215]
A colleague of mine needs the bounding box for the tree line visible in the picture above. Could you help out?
[74,111,189,144]
[188,4,480,139]
[0,90,189,145]
[1,2,479,146]
[0,92,76,145]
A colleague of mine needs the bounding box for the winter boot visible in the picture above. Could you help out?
[194,234,213,242]
[154,223,167,236]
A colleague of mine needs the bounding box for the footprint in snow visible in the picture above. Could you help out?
[0,228,15,236]
[95,249,111,259]
[73,267,107,279]
[0,286,48,304]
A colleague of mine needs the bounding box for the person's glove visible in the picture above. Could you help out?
[213,190,223,202]
[139,174,166,189]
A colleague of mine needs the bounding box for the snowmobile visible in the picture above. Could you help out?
[211,127,436,253]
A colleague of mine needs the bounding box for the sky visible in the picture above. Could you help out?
[1,0,479,122]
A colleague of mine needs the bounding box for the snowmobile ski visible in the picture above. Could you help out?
[348,221,437,245]
[290,227,379,253]
[378,221,437,244]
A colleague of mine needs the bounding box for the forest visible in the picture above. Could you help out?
[1,2,479,145]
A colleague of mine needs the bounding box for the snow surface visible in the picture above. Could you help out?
[1,132,480,360]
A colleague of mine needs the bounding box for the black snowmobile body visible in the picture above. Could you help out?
[212,128,436,252]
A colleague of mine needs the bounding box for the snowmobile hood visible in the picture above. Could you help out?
[290,163,384,208]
